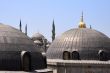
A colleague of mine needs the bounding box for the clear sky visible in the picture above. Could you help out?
[0,0,110,41]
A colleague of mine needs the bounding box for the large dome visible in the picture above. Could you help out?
[0,23,46,71]
[47,13,110,60]
[47,28,110,60]
[0,23,37,51]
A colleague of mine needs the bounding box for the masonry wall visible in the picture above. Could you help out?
[48,62,110,73]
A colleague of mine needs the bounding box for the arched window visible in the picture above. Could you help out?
[72,51,80,60]
[21,51,31,71]
[98,50,108,61]
[63,51,70,60]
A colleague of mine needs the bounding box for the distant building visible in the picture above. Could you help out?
[0,23,52,73]
[31,32,51,53]
[46,13,110,73]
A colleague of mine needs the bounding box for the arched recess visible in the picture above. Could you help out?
[21,51,31,71]
[98,50,108,61]
[42,53,47,68]
[63,51,70,60]
[72,51,80,60]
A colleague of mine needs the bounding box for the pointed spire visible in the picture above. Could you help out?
[81,11,83,22]
[52,19,56,41]
[19,19,22,32]
[90,25,92,29]
[79,12,86,28]
[25,24,27,35]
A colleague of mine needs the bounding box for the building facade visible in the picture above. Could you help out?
[31,32,51,53]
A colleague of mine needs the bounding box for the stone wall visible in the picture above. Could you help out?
[47,59,110,73]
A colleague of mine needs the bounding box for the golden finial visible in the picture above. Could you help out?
[79,12,86,28]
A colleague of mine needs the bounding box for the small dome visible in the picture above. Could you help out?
[32,32,45,41]
[46,28,110,60]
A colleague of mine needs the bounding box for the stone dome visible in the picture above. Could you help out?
[0,23,47,71]
[47,28,110,60]
[31,32,45,41]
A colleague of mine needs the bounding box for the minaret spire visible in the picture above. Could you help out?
[25,24,27,35]
[90,25,92,29]
[52,19,55,42]
[81,11,83,22]
[79,12,86,28]
[19,19,22,32]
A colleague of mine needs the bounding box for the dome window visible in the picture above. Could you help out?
[98,50,108,61]
[63,51,70,60]
[72,51,80,60]
[21,51,31,71]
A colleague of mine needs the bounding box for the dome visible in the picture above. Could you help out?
[47,28,110,60]
[47,13,110,60]
[0,23,47,71]
[0,23,38,51]
[31,32,45,41]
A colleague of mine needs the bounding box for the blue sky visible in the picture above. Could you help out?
[0,0,110,41]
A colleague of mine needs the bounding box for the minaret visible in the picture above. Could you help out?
[90,25,92,29]
[25,24,27,35]
[52,20,55,41]
[19,19,22,32]
[78,12,86,28]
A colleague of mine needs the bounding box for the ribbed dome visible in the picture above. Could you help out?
[0,23,38,51]
[47,28,110,60]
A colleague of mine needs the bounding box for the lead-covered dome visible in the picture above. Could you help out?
[47,14,110,60]
[32,32,45,41]
[0,23,47,71]
[0,23,37,51]
[47,28,110,60]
